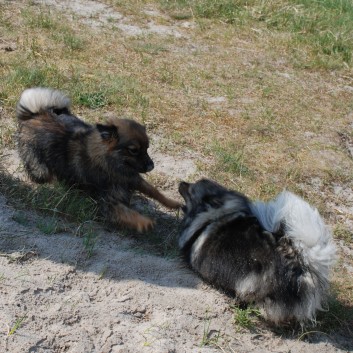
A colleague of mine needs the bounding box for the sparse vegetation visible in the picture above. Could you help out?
[36,217,60,235]
[160,0,353,69]
[334,224,353,244]
[0,273,5,282]
[232,305,261,330]
[317,294,353,335]
[0,172,98,224]
[7,314,27,336]
[12,211,30,226]
[211,143,249,178]
[200,309,221,347]
[77,222,100,258]
[0,0,352,347]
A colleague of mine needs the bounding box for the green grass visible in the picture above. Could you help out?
[333,224,352,245]
[21,8,58,30]
[210,143,249,180]
[78,91,108,109]
[0,273,5,282]
[0,64,67,106]
[8,314,27,336]
[260,0,353,68]
[160,0,243,23]
[62,33,85,51]
[12,212,30,226]
[0,7,148,114]
[98,265,109,279]
[232,305,262,330]
[200,309,221,347]
[70,75,149,111]
[22,7,85,51]
[0,171,98,224]
[36,218,60,235]
[132,42,169,55]
[77,223,100,258]
[160,0,353,69]
[1,63,148,113]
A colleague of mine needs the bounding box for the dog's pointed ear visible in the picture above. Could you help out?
[96,124,118,141]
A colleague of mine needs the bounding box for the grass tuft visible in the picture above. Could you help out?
[8,314,27,336]
[200,309,221,347]
[12,212,30,226]
[78,91,108,109]
[0,171,98,224]
[22,8,58,30]
[211,143,249,176]
[333,224,352,244]
[36,218,61,235]
[232,305,262,330]
[76,223,100,258]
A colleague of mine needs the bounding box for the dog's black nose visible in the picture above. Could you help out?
[146,160,154,172]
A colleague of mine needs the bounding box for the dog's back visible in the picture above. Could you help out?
[178,179,336,324]
[17,87,93,184]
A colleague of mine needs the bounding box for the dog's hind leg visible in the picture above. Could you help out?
[19,149,53,183]
[25,161,52,183]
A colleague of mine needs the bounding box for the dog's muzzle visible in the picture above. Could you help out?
[178,181,190,198]
[146,160,154,172]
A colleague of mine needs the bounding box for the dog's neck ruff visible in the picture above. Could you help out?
[179,198,249,250]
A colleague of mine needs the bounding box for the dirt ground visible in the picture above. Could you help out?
[0,148,351,352]
[0,186,351,353]
[0,0,353,352]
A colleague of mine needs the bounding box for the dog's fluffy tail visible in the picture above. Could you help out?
[250,191,336,274]
[250,191,336,322]
[17,87,71,121]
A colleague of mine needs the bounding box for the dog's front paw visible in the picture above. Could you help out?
[163,198,183,209]
[135,215,155,233]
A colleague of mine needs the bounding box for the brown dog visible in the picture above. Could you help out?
[16,87,181,232]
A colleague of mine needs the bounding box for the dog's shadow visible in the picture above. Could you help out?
[1,169,352,350]
[0,166,200,290]
[228,299,353,351]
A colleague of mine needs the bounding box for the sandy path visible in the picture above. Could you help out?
[0,193,350,352]
[0,0,352,352]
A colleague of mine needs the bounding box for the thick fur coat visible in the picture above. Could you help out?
[178,179,336,323]
[16,87,180,231]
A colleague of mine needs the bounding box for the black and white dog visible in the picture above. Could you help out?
[178,179,336,324]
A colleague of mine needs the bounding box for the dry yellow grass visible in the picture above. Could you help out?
[0,0,352,336]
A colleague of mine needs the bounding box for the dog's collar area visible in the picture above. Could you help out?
[180,211,248,252]
[180,220,212,254]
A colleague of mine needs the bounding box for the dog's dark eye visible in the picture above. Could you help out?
[128,146,139,156]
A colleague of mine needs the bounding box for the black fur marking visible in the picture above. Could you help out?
[51,107,71,116]
[96,124,119,140]
[178,178,330,323]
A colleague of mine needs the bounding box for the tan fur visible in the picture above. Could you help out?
[137,179,181,209]
[16,87,181,232]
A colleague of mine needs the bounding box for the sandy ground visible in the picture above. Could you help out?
[0,0,353,352]
[0,190,351,353]
[0,145,351,353]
